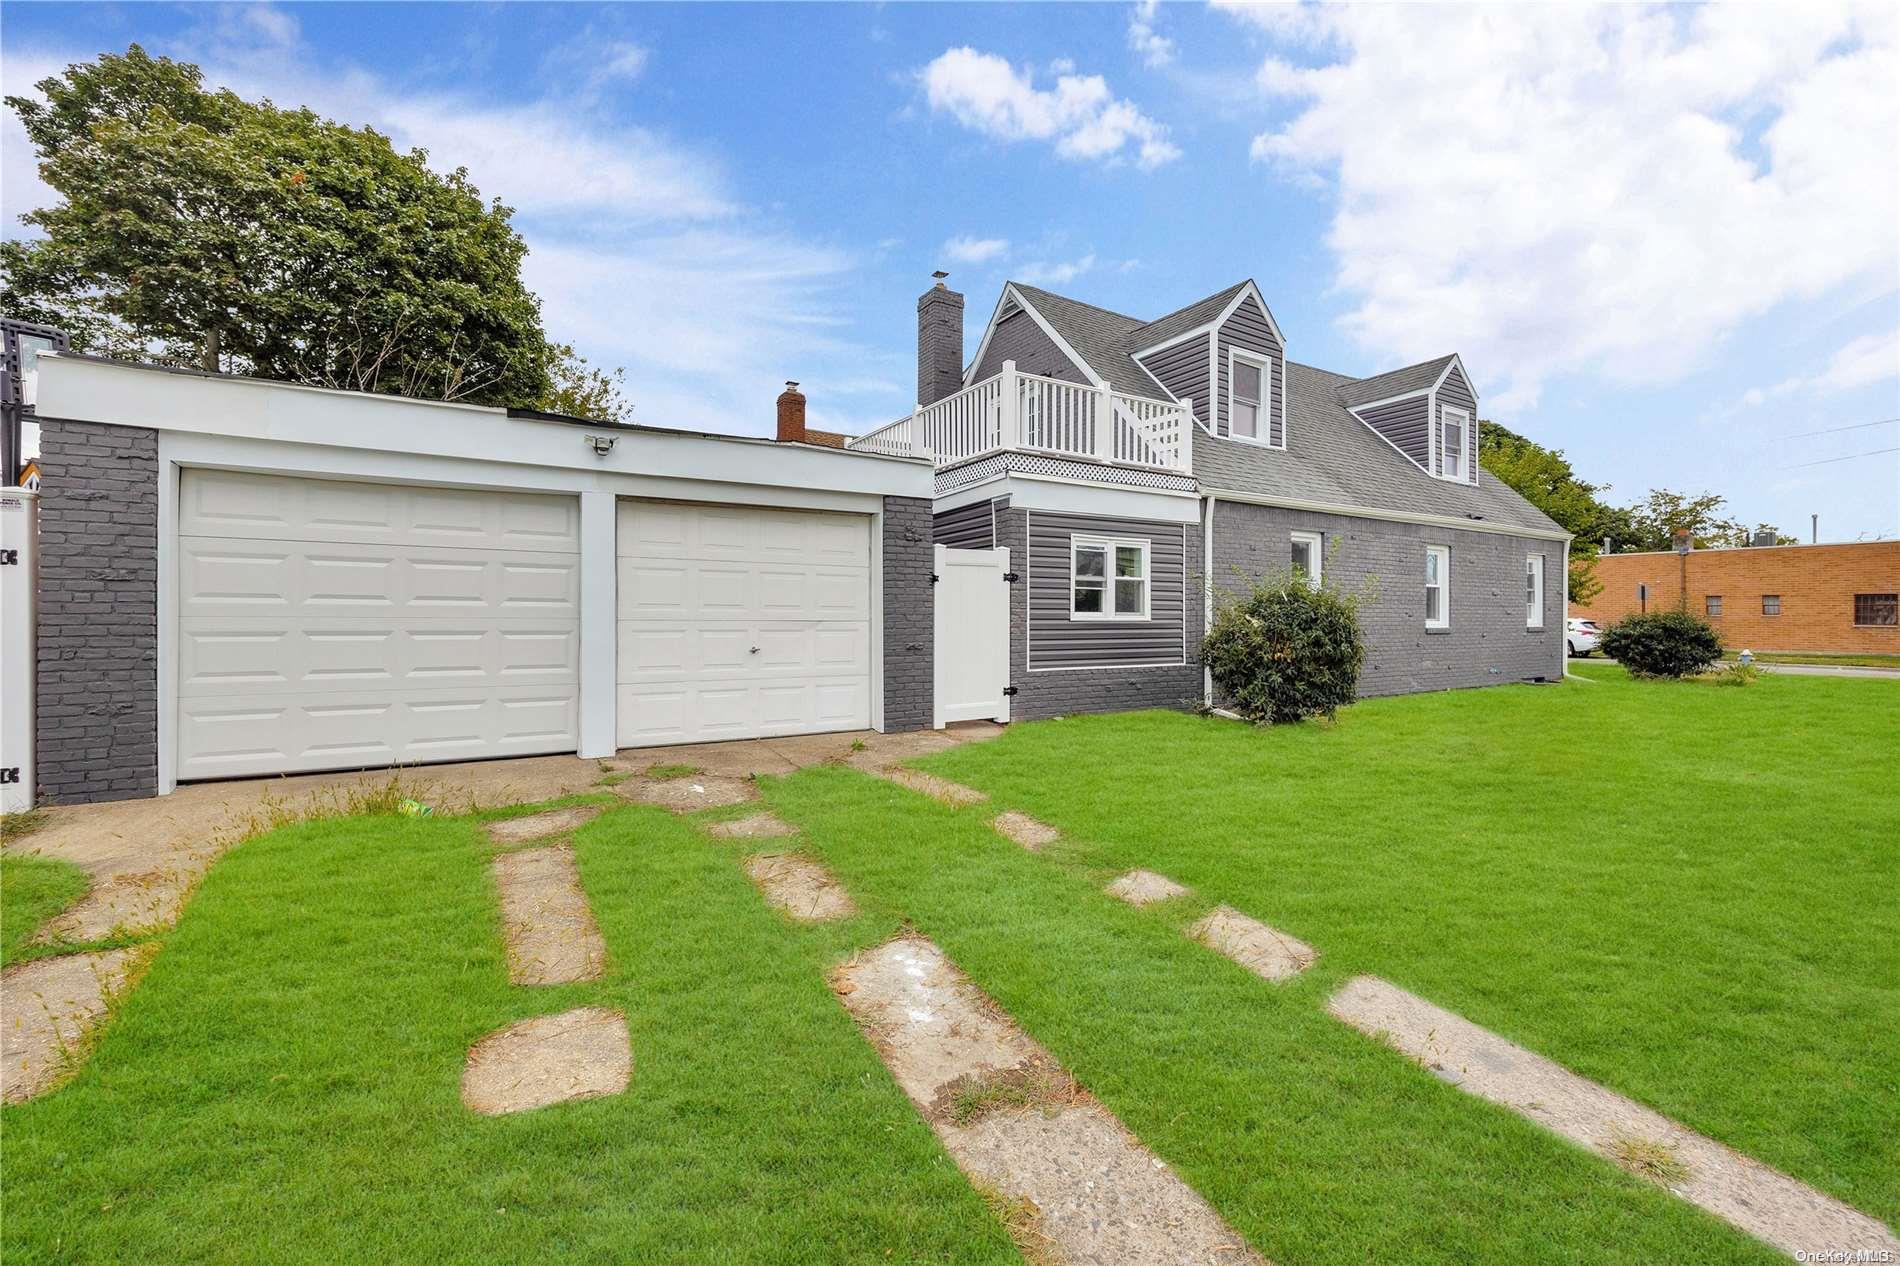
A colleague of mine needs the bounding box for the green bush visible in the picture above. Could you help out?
[1599,609,1723,678]
[1203,573,1365,723]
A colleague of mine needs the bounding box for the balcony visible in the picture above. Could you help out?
[849,361,1193,475]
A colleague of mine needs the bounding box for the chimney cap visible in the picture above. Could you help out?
[931,270,949,285]
[782,380,800,392]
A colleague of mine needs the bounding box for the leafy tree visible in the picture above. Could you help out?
[2,45,550,406]
[1478,421,1614,603]
[538,343,633,422]
[1615,490,1794,551]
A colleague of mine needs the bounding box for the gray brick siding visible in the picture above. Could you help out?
[1210,500,1564,696]
[35,417,160,804]
[881,495,934,732]
[917,286,966,408]
[996,507,1203,720]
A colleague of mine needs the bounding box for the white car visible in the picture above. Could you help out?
[1566,617,1602,658]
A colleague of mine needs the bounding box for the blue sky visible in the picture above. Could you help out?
[4,2,1897,539]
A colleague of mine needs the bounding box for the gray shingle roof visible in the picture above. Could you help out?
[1337,354,1457,407]
[1006,284,1154,396]
[1194,361,1562,533]
[1129,281,1250,351]
[994,280,1563,536]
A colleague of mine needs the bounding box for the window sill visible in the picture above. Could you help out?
[1425,626,1452,635]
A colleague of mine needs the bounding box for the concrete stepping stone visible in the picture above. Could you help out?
[877,766,988,807]
[461,1006,631,1116]
[1329,975,1899,1260]
[1190,906,1316,983]
[834,936,1263,1266]
[1106,869,1190,907]
[1,946,155,1103]
[619,775,758,812]
[992,810,1059,851]
[743,853,858,922]
[706,812,799,840]
[492,845,607,986]
[485,804,604,846]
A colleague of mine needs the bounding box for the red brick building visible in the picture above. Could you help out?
[1575,540,1900,654]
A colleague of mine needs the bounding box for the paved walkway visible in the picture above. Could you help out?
[1567,657,1900,680]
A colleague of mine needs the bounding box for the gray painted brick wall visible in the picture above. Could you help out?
[881,495,934,732]
[1210,501,1564,696]
[35,416,161,804]
[996,507,1203,720]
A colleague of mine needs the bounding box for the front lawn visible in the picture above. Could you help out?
[1,852,88,969]
[2,666,1890,1263]
[908,663,1898,1230]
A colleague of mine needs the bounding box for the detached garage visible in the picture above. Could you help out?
[30,354,936,804]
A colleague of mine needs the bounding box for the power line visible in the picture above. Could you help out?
[1788,446,1900,468]
[1781,417,1900,440]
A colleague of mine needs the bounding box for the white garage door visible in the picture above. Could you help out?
[176,470,580,780]
[617,499,872,747]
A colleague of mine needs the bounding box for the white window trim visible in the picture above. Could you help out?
[1425,544,1451,629]
[1526,554,1545,628]
[1438,405,1471,483]
[1291,530,1323,589]
[1070,535,1152,622]
[1225,347,1279,449]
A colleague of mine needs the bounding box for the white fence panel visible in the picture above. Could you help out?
[933,544,1010,727]
[1,488,37,812]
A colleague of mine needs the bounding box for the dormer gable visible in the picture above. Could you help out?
[1343,353,1479,486]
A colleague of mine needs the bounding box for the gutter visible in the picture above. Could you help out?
[1198,485,1571,543]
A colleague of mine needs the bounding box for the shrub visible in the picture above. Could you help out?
[1203,573,1365,723]
[1599,610,1723,678]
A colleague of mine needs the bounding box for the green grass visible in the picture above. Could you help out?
[904,664,1897,1230]
[1,852,89,969]
[1721,650,1900,669]
[0,804,1014,1265]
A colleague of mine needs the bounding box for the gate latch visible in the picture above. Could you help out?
[1002,571,1019,583]
[1001,686,1019,697]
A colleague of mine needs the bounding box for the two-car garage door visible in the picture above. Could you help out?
[176,470,581,780]
[174,473,874,780]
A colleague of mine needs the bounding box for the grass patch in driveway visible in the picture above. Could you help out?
[0,802,1014,1265]
[1,853,89,969]
[906,664,1898,1229]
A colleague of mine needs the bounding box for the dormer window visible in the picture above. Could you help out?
[1440,406,1469,481]
[1228,349,1271,444]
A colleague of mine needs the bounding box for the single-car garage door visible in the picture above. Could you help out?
[176,470,580,780]
[617,499,871,747]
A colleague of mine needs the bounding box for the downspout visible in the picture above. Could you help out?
[1202,494,1216,706]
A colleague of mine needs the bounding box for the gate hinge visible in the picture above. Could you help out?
[1002,571,1019,583]
[1001,685,1019,697]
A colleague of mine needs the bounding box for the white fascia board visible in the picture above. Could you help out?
[1004,286,1110,390]
[990,471,1201,524]
[38,354,934,501]
[1346,387,1432,415]
[1431,354,1475,401]
[933,476,1010,514]
[1199,485,1571,542]
[1131,322,1214,359]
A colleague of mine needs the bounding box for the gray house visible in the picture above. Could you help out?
[853,277,1569,720]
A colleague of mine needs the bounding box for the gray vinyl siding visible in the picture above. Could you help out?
[1134,333,1208,426]
[1026,510,1189,671]
[934,499,995,550]
[1436,364,1479,485]
[1352,393,1431,469]
[1210,501,1564,696]
[970,309,1091,386]
[1214,293,1284,447]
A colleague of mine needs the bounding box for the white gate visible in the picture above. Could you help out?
[933,544,1010,728]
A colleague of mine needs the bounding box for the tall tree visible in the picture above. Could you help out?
[2,45,552,406]
[1478,421,1614,603]
[1616,489,1795,551]
[538,343,634,422]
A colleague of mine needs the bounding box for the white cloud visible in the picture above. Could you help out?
[919,46,1181,169]
[1226,3,1900,409]
[1128,0,1176,68]
[943,235,1009,265]
[1017,253,1098,286]
[2,33,906,440]
[1737,326,1899,407]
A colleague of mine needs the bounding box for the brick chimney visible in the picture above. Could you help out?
[917,271,964,408]
[776,381,806,442]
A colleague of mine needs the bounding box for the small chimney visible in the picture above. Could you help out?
[776,381,806,443]
[917,272,965,408]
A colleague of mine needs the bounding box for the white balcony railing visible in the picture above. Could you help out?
[849,361,1193,474]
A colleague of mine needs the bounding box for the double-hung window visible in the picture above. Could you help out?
[1762,594,1781,616]
[1440,407,1469,481]
[1424,544,1450,628]
[1229,351,1268,442]
[1705,594,1723,618]
[1290,530,1323,587]
[1525,555,1545,628]
[1071,536,1150,620]
[1855,593,1898,626]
